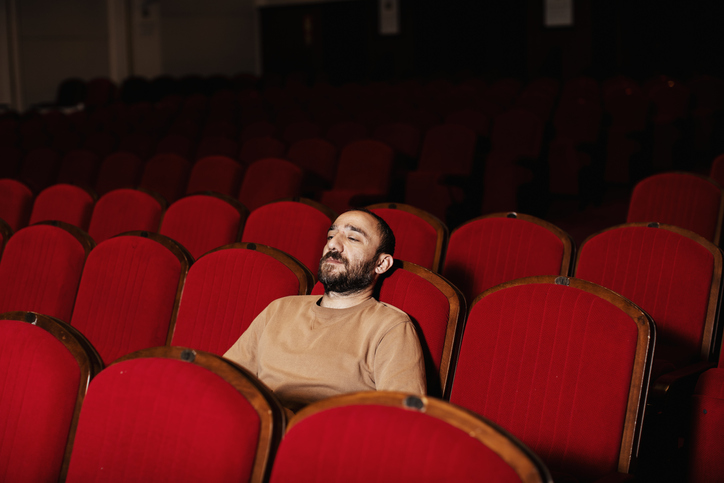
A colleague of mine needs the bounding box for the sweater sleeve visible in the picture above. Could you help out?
[373,320,427,396]
[222,302,272,375]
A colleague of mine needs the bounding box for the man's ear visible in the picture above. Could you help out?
[375,253,393,275]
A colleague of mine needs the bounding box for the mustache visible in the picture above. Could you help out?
[321,251,346,264]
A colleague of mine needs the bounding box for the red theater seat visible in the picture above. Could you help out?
[450,276,654,482]
[139,153,192,204]
[65,346,284,483]
[172,242,312,356]
[186,155,244,197]
[0,178,33,231]
[88,188,165,243]
[29,183,95,231]
[0,312,102,483]
[95,152,144,196]
[239,158,303,212]
[270,391,551,483]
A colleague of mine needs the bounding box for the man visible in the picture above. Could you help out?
[224,208,426,412]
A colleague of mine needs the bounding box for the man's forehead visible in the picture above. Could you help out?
[330,211,379,238]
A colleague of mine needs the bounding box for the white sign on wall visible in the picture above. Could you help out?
[379,0,399,36]
[544,0,573,28]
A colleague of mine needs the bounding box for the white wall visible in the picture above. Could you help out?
[16,0,109,107]
[161,0,259,77]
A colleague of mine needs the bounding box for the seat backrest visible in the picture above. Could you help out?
[283,120,321,145]
[172,242,313,355]
[449,276,654,481]
[94,151,143,196]
[57,149,100,189]
[442,212,574,305]
[19,147,60,192]
[0,217,10,259]
[371,122,421,158]
[156,133,193,159]
[626,172,723,245]
[160,192,249,260]
[367,202,448,273]
[88,188,165,243]
[195,135,239,161]
[312,260,464,398]
[324,120,368,151]
[65,346,285,483]
[238,158,303,211]
[241,198,335,276]
[70,232,190,364]
[687,367,724,483]
[29,183,95,231]
[270,391,552,483]
[0,178,33,231]
[139,153,192,204]
[0,311,102,482]
[710,154,724,189]
[0,221,94,322]
[186,155,244,197]
[575,222,722,367]
[490,108,545,158]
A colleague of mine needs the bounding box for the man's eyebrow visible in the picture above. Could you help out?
[327,224,370,239]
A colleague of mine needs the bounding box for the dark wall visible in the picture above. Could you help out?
[259,0,724,83]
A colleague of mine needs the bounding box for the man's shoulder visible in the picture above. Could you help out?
[368,298,412,324]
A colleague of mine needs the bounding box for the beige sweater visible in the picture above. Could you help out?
[224,295,426,411]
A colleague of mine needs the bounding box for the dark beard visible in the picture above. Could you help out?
[318,251,378,294]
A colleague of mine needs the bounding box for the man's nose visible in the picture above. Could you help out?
[327,233,343,251]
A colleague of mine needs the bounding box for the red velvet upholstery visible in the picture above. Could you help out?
[270,392,549,483]
[239,158,303,211]
[66,351,270,483]
[442,213,571,305]
[0,178,33,231]
[688,368,724,483]
[404,124,477,221]
[172,243,310,355]
[320,140,394,214]
[30,183,95,230]
[287,138,338,190]
[0,217,10,259]
[186,155,244,197]
[239,137,286,165]
[118,132,156,160]
[95,152,143,196]
[156,133,193,159]
[0,319,83,482]
[70,234,188,364]
[709,153,724,189]
[160,193,247,260]
[139,153,191,204]
[241,199,334,276]
[57,149,100,189]
[368,203,448,272]
[450,278,651,481]
[0,223,91,321]
[82,131,117,159]
[575,223,719,369]
[626,172,723,244]
[88,188,164,243]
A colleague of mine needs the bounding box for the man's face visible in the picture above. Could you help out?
[318,211,382,294]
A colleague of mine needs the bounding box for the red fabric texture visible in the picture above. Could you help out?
[270,404,521,483]
[139,153,191,204]
[173,247,303,355]
[160,195,242,260]
[195,135,239,160]
[0,224,88,321]
[88,188,163,244]
[324,121,368,150]
[19,147,60,192]
[372,122,421,158]
[0,319,81,482]
[490,108,544,158]
[186,155,244,197]
[242,201,331,275]
[443,216,566,304]
[370,207,439,270]
[626,173,722,242]
[238,137,286,165]
[65,357,261,483]
[70,236,182,364]
[688,368,724,483]
[0,178,33,232]
[417,124,477,174]
[576,225,714,367]
[95,152,143,196]
[29,183,95,230]
[240,120,277,143]
[238,158,303,211]
[709,154,724,188]
[156,133,193,159]
[283,121,321,145]
[450,283,639,481]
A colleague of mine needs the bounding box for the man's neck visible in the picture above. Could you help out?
[320,285,375,309]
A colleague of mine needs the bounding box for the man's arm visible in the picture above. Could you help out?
[373,321,427,395]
